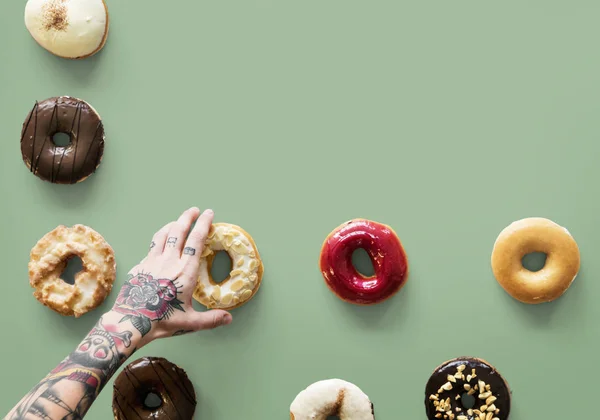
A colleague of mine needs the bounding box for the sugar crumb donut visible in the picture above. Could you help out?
[491,217,580,304]
[290,379,375,420]
[25,0,109,59]
[29,224,116,317]
[193,223,263,310]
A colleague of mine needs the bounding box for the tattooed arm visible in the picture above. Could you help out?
[5,208,232,420]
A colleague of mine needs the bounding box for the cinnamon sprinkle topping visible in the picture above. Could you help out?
[42,1,68,32]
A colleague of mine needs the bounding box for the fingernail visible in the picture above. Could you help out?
[204,209,214,215]
[222,314,232,325]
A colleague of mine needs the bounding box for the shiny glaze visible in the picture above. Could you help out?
[424,357,511,420]
[319,219,408,305]
[20,96,105,184]
[112,357,196,420]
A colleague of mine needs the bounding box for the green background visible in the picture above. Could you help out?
[1,0,599,418]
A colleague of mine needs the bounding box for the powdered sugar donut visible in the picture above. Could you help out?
[25,0,109,59]
[290,379,375,420]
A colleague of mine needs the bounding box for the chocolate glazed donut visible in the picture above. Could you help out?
[113,357,197,420]
[425,357,511,420]
[20,97,105,184]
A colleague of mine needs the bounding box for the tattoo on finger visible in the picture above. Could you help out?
[183,247,196,256]
[150,241,156,250]
[166,237,177,247]
[173,329,194,336]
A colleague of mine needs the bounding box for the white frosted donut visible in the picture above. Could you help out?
[29,225,116,317]
[193,223,263,310]
[25,0,109,59]
[290,379,375,420]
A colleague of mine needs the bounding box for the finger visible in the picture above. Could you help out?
[164,207,201,258]
[149,222,176,256]
[188,310,232,331]
[182,209,214,270]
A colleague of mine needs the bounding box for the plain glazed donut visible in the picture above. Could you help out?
[113,357,196,420]
[193,223,263,310]
[319,219,408,305]
[29,225,116,317]
[21,97,106,184]
[25,0,109,59]
[425,357,511,420]
[290,379,375,420]
[491,217,580,304]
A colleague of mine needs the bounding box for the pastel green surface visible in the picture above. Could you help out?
[1,0,599,418]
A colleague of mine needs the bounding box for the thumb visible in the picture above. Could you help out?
[190,310,232,331]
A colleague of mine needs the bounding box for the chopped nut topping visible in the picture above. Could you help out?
[486,404,496,412]
[448,374,457,383]
[463,384,471,391]
[479,391,492,399]
[486,396,497,405]
[457,365,466,372]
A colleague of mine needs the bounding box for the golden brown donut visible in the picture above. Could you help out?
[29,225,116,317]
[193,223,263,310]
[491,217,580,304]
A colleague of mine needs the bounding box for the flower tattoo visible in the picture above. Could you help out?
[114,273,185,336]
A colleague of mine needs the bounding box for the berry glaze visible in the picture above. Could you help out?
[319,219,408,305]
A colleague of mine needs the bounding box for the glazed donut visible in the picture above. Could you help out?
[491,217,580,304]
[29,225,116,317]
[290,379,375,420]
[319,219,408,305]
[425,357,511,420]
[25,0,109,59]
[113,357,196,420]
[193,223,263,310]
[21,97,106,184]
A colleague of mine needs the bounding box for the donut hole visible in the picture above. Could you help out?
[460,392,476,409]
[52,132,71,147]
[211,251,232,283]
[61,255,84,285]
[521,252,547,272]
[143,392,162,409]
[352,248,375,277]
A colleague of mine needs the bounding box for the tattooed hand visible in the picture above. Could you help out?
[5,208,231,420]
[113,208,232,344]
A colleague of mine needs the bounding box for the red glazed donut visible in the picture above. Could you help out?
[319,219,408,305]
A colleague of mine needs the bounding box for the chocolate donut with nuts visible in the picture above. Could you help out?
[112,357,196,420]
[425,357,511,420]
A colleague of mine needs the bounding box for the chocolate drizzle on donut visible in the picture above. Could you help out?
[424,358,511,420]
[20,97,105,184]
[113,357,196,420]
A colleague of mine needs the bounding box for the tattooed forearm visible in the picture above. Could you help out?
[114,272,185,337]
[183,247,196,256]
[6,315,137,420]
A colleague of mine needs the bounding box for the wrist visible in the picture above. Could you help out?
[101,310,148,354]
